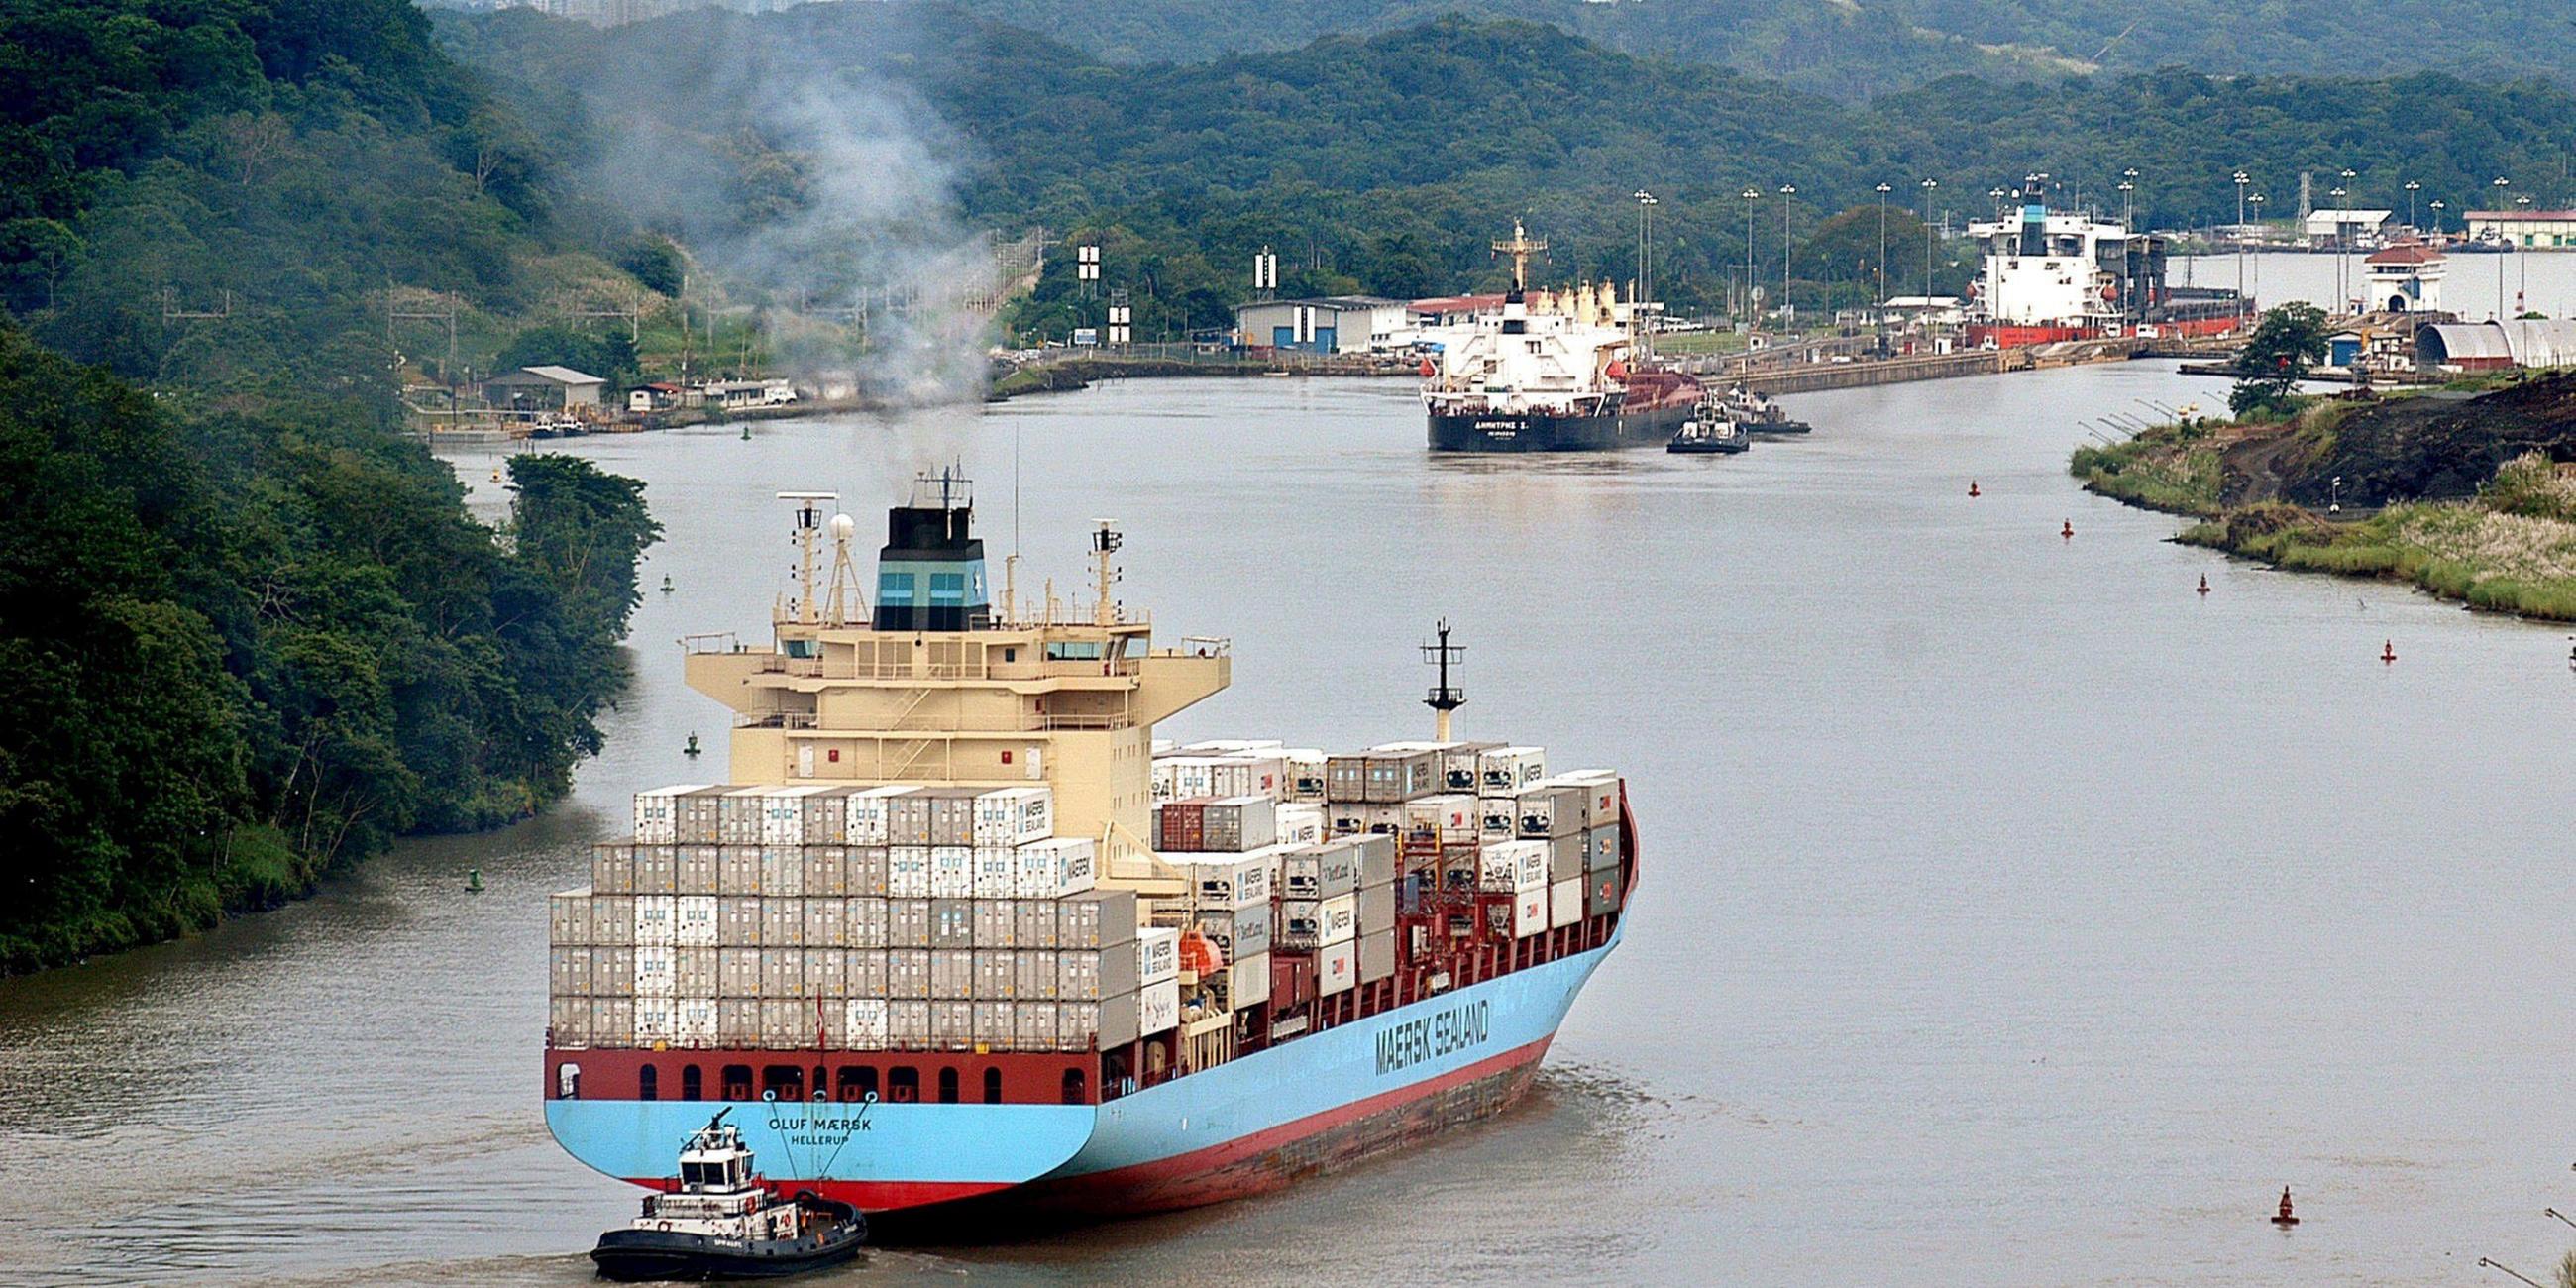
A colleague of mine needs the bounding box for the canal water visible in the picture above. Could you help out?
[6,367,2576,1286]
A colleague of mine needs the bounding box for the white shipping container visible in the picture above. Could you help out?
[1273,802,1326,846]
[847,948,888,996]
[674,997,718,1046]
[1317,940,1356,996]
[803,898,847,948]
[1135,926,1180,986]
[971,1000,1013,1046]
[802,845,846,898]
[759,846,804,898]
[675,895,717,946]
[1558,770,1623,830]
[549,945,593,997]
[1358,930,1395,982]
[761,899,805,947]
[1013,899,1058,949]
[634,996,676,1043]
[888,898,930,949]
[1283,748,1328,801]
[931,1000,974,1050]
[1230,950,1271,1008]
[1013,837,1097,899]
[970,846,1016,899]
[1058,888,1138,950]
[887,846,931,898]
[1550,877,1585,929]
[1014,1001,1058,1051]
[1016,949,1060,1000]
[1514,887,1548,938]
[716,845,762,895]
[844,786,915,845]
[887,949,930,999]
[675,946,718,996]
[1208,755,1288,801]
[591,998,636,1048]
[1059,1000,1103,1049]
[1169,848,1276,908]
[1480,839,1551,893]
[758,787,810,846]
[718,947,761,997]
[888,999,932,1047]
[971,899,1016,948]
[634,895,678,946]
[550,994,592,1046]
[1405,794,1477,842]
[1182,738,1286,756]
[632,785,710,845]
[633,945,676,996]
[972,786,1054,846]
[845,845,889,897]
[1137,977,1181,1035]
[717,896,762,946]
[804,947,847,997]
[843,998,890,1049]
[1478,797,1517,841]
[590,894,635,946]
[1479,747,1548,795]
[676,845,719,895]
[1316,892,1357,946]
[590,844,636,895]
[972,949,1016,1000]
[719,787,771,844]
[929,846,974,899]
[846,898,889,949]
[549,889,592,945]
[1196,903,1272,960]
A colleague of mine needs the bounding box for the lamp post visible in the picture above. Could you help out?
[2329,185,2348,312]
[2404,179,2421,231]
[2233,170,2251,305]
[1633,188,1657,349]
[1742,186,1761,330]
[1921,177,1940,299]
[1780,183,1796,328]
[2516,191,2533,316]
[2118,178,2136,232]
[2248,192,2266,305]
[1989,186,2006,218]
[2429,198,2445,236]
[1875,181,1893,307]
[2494,177,2513,319]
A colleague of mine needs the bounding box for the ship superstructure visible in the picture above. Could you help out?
[543,476,1634,1223]
[1964,201,2249,346]
[1422,221,1701,451]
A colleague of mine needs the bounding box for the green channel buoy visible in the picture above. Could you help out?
[684,732,702,757]
[740,424,752,441]
[466,867,484,893]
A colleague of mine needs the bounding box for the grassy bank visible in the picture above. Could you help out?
[2071,405,2576,622]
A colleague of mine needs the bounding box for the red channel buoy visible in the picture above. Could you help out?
[1969,480,1982,497]
[2061,519,2075,540]
[2272,1187,2299,1227]
[2198,574,2211,595]
[2382,639,2398,665]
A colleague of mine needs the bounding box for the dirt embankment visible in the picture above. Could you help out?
[2221,375,2576,509]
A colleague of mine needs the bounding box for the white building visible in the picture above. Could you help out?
[1234,297,1413,354]
[2301,209,2395,247]
[2362,243,2445,314]
[2464,208,2576,248]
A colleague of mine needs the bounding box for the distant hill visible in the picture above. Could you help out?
[447,4,2576,337]
[924,0,2576,97]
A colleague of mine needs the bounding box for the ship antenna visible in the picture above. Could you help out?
[1091,519,1124,626]
[1422,619,1465,741]
[776,491,839,626]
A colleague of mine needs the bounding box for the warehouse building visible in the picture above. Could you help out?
[2464,209,2576,248]
[1233,297,1412,354]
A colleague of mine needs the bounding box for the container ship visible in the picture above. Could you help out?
[543,477,1634,1225]
[1422,222,1702,451]
[1963,200,2250,348]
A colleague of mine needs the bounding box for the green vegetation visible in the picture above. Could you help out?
[0,0,665,972]
[918,0,2576,96]
[2074,390,2576,621]
[2229,303,2330,418]
[447,8,2576,345]
[0,326,660,973]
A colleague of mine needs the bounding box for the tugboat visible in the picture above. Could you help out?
[589,1108,868,1282]
[1721,385,1811,435]
[1666,401,1750,455]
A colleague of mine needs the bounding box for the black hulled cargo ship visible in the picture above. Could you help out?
[1423,221,1703,453]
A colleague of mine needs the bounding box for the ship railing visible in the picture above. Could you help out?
[735,710,820,730]
[1035,712,1129,730]
[680,631,742,655]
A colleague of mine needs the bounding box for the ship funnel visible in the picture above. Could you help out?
[874,468,992,632]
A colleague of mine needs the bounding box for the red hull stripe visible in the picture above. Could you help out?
[628,1032,1557,1213]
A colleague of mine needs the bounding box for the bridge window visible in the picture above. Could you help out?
[721,1064,752,1101]
[983,1068,1003,1104]
[761,1065,805,1101]
[877,571,915,607]
[682,1065,704,1101]
[638,1064,659,1101]
[836,1066,877,1103]
[888,1066,918,1103]
[937,1067,959,1104]
[929,572,965,607]
[1043,641,1103,662]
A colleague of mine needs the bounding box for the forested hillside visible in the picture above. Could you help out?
[0,0,662,972]
[447,7,2576,340]
[928,0,2576,97]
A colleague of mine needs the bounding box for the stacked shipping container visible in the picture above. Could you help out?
[548,785,1173,1053]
